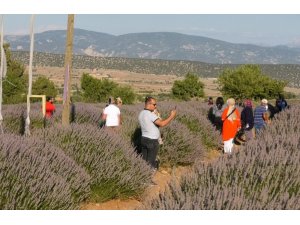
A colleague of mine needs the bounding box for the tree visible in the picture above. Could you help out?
[112,85,136,104]
[81,73,136,104]
[217,65,287,100]
[81,73,117,102]
[2,43,27,104]
[32,76,58,97]
[172,73,204,100]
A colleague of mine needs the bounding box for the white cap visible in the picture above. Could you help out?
[261,99,268,104]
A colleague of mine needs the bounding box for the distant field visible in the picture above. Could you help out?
[30,66,181,96]
[12,51,300,88]
[30,66,300,98]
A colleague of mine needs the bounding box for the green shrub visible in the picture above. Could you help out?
[32,75,58,97]
[218,64,287,100]
[172,73,204,100]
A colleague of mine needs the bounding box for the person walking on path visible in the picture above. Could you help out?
[221,98,241,154]
[254,99,268,137]
[276,94,288,112]
[211,96,226,132]
[241,99,254,140]
[138,96,176,170]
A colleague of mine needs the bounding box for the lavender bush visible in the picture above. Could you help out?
[0,102,241,207]
[2,103,60,134]
[33,123,153,202]
[0,134,90,209]
[159,120,204,166]
[176,101,222,150]
[144,106,300,209]
[69,103,104,124]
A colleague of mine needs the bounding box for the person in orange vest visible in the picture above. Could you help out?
[45,96,56,118]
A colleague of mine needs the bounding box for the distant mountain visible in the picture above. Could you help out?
[5,28,300,64]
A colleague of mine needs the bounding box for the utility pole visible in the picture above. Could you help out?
[62,14,74,126]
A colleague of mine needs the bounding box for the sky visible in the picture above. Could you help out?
[2,14,300,47]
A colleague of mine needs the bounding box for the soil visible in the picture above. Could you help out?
[32,66,300,99]
[80,150,221,210]
[31,66,222,97]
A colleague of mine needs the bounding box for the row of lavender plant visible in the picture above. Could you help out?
[177,101,223,150]
[144,106,299,209]
[2,103,59,134]
[1,100,221,206]
[68,103,104,125]
[0,134,90,209]
[33,123,153,202]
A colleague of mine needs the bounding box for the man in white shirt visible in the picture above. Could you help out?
[102,97,121,128]
[138,96,176,169]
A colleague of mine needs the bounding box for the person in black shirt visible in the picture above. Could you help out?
[241,99,254,140]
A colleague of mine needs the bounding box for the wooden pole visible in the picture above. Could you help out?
[62,14,74,126]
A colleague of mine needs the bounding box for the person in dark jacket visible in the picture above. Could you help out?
[276,95,288,112]
[267,102,277,119]
[241,99,254,140]
[211,97,226,132]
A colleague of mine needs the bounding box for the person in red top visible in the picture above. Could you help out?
[45,96,56,118]
[221,98,241,154]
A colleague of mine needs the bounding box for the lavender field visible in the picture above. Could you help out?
[143,105,300,209]
[0,101,299,209]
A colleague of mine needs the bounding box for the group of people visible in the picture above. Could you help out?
[100,95,176,171]
[44,93,289,170]
[208,95,288,154]
[44,94,176,172]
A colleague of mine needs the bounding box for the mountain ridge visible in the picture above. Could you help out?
[5,28,300,64]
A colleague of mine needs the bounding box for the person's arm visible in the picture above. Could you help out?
[101,108,107,121]
[154,109,176,127]
[118,114,121,125]
[101,113,107,121]
[236,110,241,129]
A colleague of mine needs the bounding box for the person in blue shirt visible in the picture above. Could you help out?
[253,99,268,137]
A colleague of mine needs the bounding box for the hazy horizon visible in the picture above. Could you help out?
[2,14,300,47]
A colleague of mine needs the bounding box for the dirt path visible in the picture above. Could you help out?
[80,150,221,210]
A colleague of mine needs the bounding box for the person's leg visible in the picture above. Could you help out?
[141,136,150,162]
[148,139,159,168]
[224,138,234,154]
[255,127,262,137]
[141,137,159,168]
